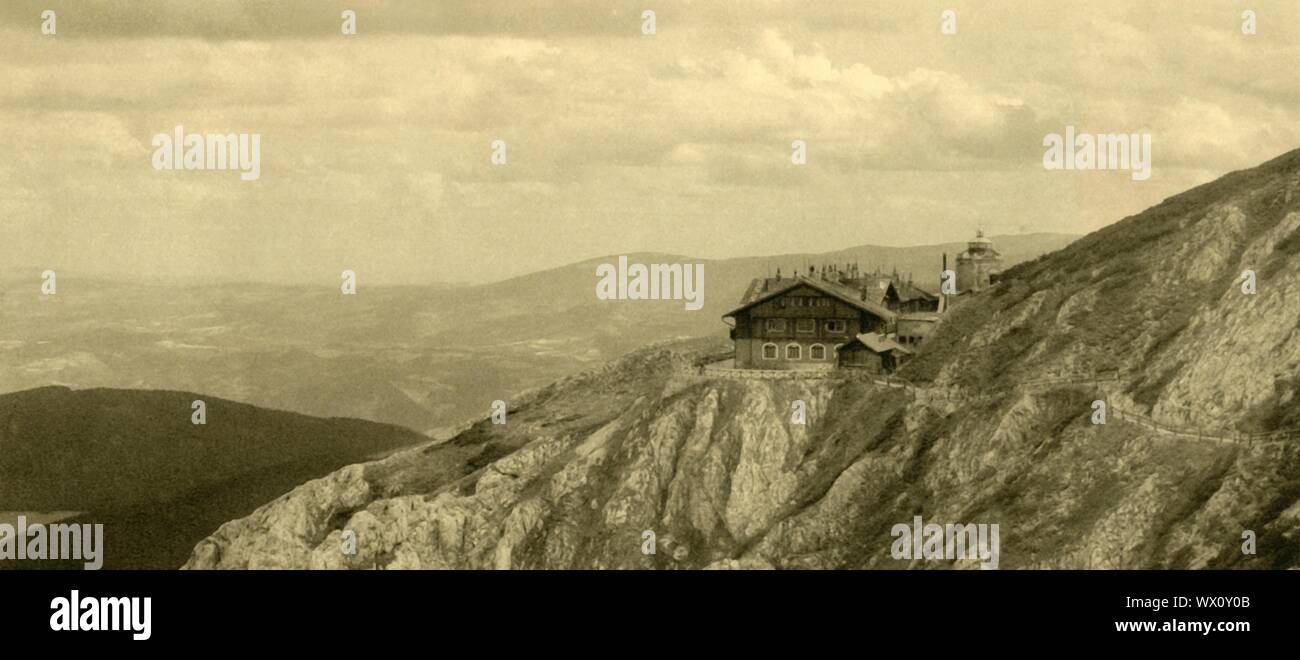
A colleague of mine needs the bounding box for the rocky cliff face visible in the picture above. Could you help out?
[185,151,1300,570]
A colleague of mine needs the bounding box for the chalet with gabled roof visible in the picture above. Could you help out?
[722,251,962,372]
[723,270,899,370]
[885,281,940,314]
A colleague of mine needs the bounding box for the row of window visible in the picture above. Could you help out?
[761,342,841,361]
[764,319,847,334]
[781,297,834,308]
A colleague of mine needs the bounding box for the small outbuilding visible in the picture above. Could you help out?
[836,332,914,374]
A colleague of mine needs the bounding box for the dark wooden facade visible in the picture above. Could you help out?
[836,333,913,374]
[725,278,894,370]
[837,343,894,374]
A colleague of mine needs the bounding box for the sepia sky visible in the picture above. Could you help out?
[2,1,1298,284]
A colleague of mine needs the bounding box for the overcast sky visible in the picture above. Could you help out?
[2,1,1298,284]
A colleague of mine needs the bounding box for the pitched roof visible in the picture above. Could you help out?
[898,312,942,322]
[888,281,939,303]
[735,276,802,307]
[836,332,914,355]
[723,275,897,322]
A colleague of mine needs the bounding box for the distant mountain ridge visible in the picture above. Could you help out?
[0,234,1076,436]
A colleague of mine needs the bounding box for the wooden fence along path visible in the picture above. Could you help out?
[681,357,1299,447]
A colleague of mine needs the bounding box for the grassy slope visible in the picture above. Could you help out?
[905,148,1300,424]
[0,386,427,568]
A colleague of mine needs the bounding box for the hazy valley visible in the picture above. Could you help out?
[0,234,1075,437]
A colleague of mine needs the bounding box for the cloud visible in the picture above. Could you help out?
[0,0,638,40]
[641,31,1042,181]
[2,1,1299,284]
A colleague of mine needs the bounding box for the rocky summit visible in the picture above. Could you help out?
[185,150,1300,570]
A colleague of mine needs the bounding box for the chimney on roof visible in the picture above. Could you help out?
[939,253,949,314]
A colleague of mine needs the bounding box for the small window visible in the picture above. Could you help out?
[762,343,778,359]
[796,319,816,334]
[765,319,787,333]
[810,344,826,360]
[785,343,802,360]
[825,320,846,334]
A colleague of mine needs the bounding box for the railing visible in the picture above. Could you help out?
[1109,406,1300,446]
[681,361,972,402]
[693,363,854,381]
